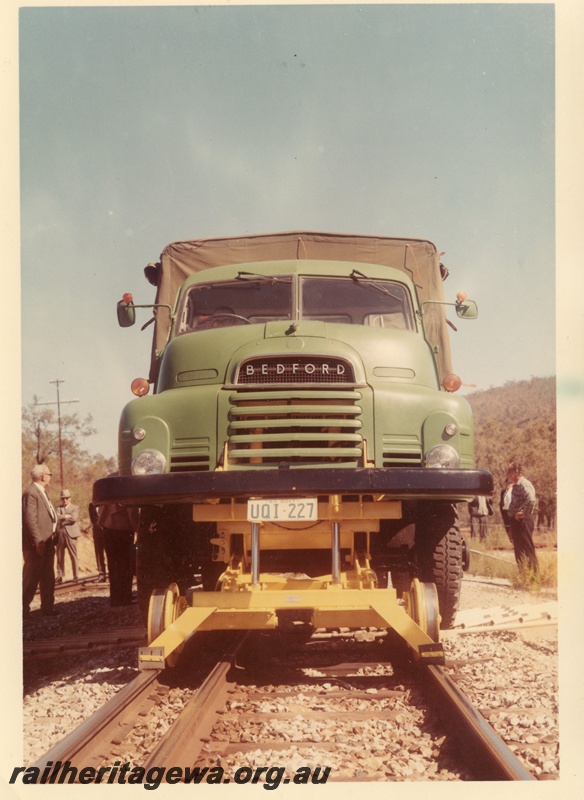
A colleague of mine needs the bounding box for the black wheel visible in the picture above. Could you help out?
[136,508,176,623]
[136,505,213,623]
[415,503,464,629]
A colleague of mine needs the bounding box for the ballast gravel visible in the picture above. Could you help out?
[21,576,558,779]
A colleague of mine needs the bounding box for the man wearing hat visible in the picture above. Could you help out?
[56,489,81,583]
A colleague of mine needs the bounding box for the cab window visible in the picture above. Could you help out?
[178,278,293,333]
[300,277,415,329]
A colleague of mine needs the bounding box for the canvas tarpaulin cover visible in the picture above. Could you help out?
[145,231,453,382]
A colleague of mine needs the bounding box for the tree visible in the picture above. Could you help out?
[467,377,556,522]
[22,398,116,530]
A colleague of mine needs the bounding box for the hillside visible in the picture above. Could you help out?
[466,376,556,509]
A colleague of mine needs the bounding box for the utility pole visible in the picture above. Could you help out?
[36,379,79,488]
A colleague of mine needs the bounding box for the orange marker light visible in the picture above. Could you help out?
[122,292,134,304]
[456,291,467,302]
[131,378,150,397]
[443,373,462,392]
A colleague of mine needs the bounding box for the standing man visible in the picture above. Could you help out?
[22,463,58,618]
[98,502,137,607]
[507,462,538,574]
[468,495,493,541]
[89,502,107,581]
[56,489,80,583]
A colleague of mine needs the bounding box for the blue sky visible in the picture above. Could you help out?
[16,3,555,460]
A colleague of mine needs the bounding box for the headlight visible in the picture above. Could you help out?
[131,449,166,475]
[424,444,460,469]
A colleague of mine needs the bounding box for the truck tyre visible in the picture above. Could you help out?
[136,505,199,624]
[415,503,464,629]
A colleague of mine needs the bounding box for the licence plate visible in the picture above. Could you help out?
[247,498,318,522]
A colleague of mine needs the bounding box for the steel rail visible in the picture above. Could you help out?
[146,632,535,781]
[28,630,537,781]
[24,627,146,660]
[36,573,103,596]
[422,664,536,780]
[31,669,160,772]
[142,631,249,770]
[30,631,248,777]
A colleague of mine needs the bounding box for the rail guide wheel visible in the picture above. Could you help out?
[405,578,441,642]
[147,583,185,667]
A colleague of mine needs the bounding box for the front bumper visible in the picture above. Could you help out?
[93,467,493,506]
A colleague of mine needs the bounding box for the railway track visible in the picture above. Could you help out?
[28,629,545,783]
[23,601,557,660]
[23,627,146,660]
[46,574,106,596]
[38,574,137,597]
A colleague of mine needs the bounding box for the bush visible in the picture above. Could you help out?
[513,552,557,591]
[466,538,557,592]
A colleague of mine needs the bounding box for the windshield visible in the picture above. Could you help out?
[178,274,415,332]
[178,278,293,332]
[301,277,415,329]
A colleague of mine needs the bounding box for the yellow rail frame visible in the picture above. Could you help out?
[139,579,444,669]
[138,495,444,669]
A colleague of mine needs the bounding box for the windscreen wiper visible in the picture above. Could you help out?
[349,269,403,303]
[236,272,292,284]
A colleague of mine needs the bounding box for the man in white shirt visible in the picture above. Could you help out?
[506,462,538,574]
[500,480,514,542]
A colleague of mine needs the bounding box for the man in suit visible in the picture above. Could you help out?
[22,463,58,617]
[56,489,81,583]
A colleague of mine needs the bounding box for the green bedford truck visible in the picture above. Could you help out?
[94,231,492,631]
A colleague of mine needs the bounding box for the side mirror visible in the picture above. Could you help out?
[117,294,136,327]
[455,299,478,319]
